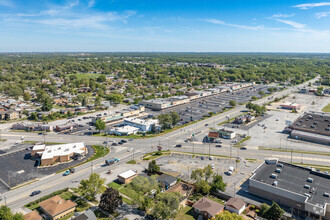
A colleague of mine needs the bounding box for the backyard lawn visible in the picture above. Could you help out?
[175,206,196,220]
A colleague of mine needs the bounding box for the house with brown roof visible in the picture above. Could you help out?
[192,197,224,219]
[23,211,42,220]
[225,197,246,214]
[39,195,77,220]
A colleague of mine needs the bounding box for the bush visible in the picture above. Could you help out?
[250,205,255,209]
[155,151,163,156]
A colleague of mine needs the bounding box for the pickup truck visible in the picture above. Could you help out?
[105,158,120,166]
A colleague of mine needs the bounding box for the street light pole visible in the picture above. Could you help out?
[230,144,232,158]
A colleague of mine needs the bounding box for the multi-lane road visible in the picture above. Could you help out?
[0,77,323,210]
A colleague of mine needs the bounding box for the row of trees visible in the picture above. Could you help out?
[246,102,267,116]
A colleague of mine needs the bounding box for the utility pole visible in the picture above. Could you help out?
[237,147,239,158]
[209,143,211,157]
[132,148,135,160]
[7,171,10,189]
[291,149,293,163]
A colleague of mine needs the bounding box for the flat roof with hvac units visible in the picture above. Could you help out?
[249,159,330,218]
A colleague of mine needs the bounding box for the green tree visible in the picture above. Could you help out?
[97,75,107,82]
[106,93,124,104]
[0,206,23,220]
[263,202,284,220]
[258,91,265,97]
[196,179,211,194]
[211,174,227,192]
[259,203,270,216]
[41,98,53,111]
[94,96,101,107]
[251,96,258,101]
[130,175,159,195]
[229,100,236,107]
[158,113,173,129]
[79,173,106,201]
[148,160,160,174]
[23,92,31,101]
[170,111,181,126]
[99,187,122,213]
[152,192,182,219]
[95,119,106,134]
[215,211,243,220]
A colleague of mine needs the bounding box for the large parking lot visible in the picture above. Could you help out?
[0,145,94,193]
[155,153,261,192]
[147,85,272,123]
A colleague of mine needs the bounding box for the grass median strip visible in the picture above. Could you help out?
[258,146,330,156]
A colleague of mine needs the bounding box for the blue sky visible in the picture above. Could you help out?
[1,0,330,52]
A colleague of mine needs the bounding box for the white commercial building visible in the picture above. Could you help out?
[124,117,160,132]
[109,125,139,136]
[31,142,87,166]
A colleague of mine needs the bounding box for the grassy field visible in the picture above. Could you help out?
[175,206,196,220]
[322,103,330,112]
[108,181,123,190]
[126,159,137,164]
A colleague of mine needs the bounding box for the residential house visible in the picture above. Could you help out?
[23,211,42,220]
[193,197,224,219]
[72,210,97,220]
[157,174,177,189]
[225,197,246,214]
[39,195,77,220]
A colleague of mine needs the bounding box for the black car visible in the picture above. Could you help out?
[175,144,182,147]
[205,124,209,126]
[30,190,41,196]
[118,142,123,145]
[240,147,247,150]
[121,140,127,143]
[111,143,118,146]
[215,145,222,148]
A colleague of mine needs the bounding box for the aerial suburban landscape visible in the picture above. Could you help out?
[0,1,330,220]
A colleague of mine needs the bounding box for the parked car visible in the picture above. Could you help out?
[112,143,118,146]
[30,190,41,196]
[129,138,134,141]
[211,164,215,169]
[209,156,213,160]
[175,144,182,147]
[201,156,205,160]
[205,124,209,126]
[121,140,127,143]
[118,142,123,145]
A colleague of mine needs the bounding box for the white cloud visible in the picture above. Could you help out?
[88,0,95,7]
[271,13,295,18]
[293,2,330,9]
[0,0,13,7]
[315,11,330,18]
[203,18,264,30]
[272,19,305,29]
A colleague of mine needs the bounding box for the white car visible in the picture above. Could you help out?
[211,164,215,169]
[209,156,213,160]
[127,147,134,152]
